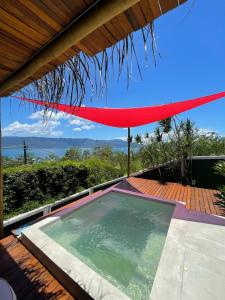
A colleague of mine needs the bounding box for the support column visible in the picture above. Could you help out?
[0,99,3,238]
[127,127,131,178]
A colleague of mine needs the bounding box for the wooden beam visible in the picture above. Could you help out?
[0,99,3,238]
[0,0,140,97]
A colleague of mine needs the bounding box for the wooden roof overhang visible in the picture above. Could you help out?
[0,0,187,97]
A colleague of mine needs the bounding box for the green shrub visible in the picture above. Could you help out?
[85,158,124,186]
[3,159,123,216]
[3,161,89,214]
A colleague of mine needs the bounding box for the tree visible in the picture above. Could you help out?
[137,117,196,184]
[82,149,91,160]
[47,153,59,162]
[135,134,142,144]
[63,148,81,161]
[93,146,113,161]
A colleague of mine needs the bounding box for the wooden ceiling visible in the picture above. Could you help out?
[0,0,187,97]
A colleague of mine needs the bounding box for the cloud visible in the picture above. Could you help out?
[81,124,95,130]
[197,128,218,136]
[4,108,100,137]
[116,137,127,141]
[3,120,63,137]
[29,110,70,121]
[72,124,97,131]
[69,116,99,132]
[69,118,87,126]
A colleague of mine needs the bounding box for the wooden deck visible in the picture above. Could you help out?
[0,177,224,299]
[0,235,74,300]
[116,177,224,216]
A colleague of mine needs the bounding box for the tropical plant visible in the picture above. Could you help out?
[214,161,225,208]
[214,161,225,178]
[137,117,196,184]
[135,134,142,144]
[25,23,157,106]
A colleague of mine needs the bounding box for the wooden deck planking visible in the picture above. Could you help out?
[0,235,74,300]
[117,177,224,216]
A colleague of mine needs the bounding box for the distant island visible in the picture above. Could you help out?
[2,136,134,149]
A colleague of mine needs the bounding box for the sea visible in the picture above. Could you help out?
[2,146,139,159]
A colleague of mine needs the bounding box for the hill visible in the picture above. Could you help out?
[2,136,130,149]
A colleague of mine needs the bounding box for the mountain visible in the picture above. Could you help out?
[2,136,130,149]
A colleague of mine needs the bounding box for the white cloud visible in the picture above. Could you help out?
[3,120,63,137]
[197,128,218,136]
[116,137,127,141]
[69,116,99,132]
[81,124,95,130]
[72,124,97,131]
[69,118,87,126]
[29,110,70,121]
[4,108,100,137]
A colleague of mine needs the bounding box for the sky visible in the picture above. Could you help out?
[2,0,225,140]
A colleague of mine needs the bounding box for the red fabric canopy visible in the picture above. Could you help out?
[15,91,225,128]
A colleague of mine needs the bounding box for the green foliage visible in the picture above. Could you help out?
[135,134,142,144]
[93,145,113,161]
[3,154,125,217]
[193,134,225,156]
[3,161,89,215]
[85,158,123,186]
[3,154,36,168]
[218,186,225,200]
[82,149,91,160]
[4,199,55,220]
[214,161,225,177]
[137,117,196,183]
[63,147,82,161]
[214,161,225,210]
[47,152,60,162]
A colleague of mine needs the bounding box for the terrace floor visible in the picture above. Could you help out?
[0,177,224,299]
[0,235,74,300]
[117,177,224,216]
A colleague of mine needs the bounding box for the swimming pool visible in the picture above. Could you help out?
[21,188,175,300]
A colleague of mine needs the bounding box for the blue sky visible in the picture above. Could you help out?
[2,0,225,140]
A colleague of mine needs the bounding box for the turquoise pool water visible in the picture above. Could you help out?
[41,191,174,299]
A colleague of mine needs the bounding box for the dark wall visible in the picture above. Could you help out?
[137,157,225,190]
[190,158,225,189]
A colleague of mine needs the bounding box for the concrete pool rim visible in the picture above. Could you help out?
[20,186,225,299]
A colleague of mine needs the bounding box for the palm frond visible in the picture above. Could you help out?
[23,22,157,106]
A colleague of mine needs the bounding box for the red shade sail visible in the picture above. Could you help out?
[15,91,225,128]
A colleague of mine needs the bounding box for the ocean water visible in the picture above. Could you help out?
[42,191,174,299]
[2,147,134,159]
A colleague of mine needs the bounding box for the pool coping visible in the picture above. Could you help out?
[21,187,181,299]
